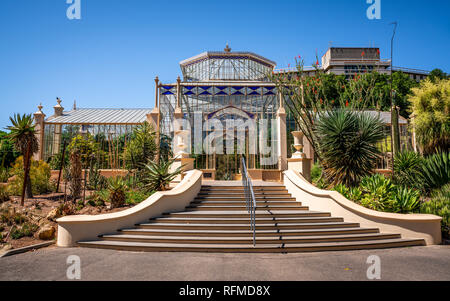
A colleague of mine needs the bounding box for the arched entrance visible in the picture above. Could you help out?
[205,106,256,180]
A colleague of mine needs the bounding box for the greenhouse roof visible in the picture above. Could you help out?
[364,110,408,125]
[45,108,153,125]
[180,51,277,68]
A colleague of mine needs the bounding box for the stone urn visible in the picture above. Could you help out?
[291,131,306,159]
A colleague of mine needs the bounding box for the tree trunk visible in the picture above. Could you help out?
[25,173,33,199]
[21,143,32,206]
[391,105,401,175]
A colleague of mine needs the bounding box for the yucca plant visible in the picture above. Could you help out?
[6,114,39,203]
[315,110,385,187]
[421,152,449,192]
[143,158,184,192]
[107,177,127,209]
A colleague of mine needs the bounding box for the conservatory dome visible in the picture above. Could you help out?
[179,44,276,82]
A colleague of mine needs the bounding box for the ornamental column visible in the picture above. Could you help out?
[276,90,287,171]
[170,76,194,182]
[33,104,46,161]
[52,98,64,156]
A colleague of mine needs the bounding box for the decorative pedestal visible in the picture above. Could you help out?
[171,129,194,183]
[170,157,195,183]
[288,158,312,182]
[288,131,311,182]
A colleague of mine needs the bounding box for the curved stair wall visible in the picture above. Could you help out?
[283,170,442,245]
[56,170,203,247]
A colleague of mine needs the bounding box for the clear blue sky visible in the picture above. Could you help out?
[0,0,449,129]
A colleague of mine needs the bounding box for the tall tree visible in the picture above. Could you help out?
[409,78,450,154]
[6,114,39,204]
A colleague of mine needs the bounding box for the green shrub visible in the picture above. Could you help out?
[334,184,362,202]
[420,184,450,238]
[87,163,107,191]
[393,151,424,190]
[8,157,54,196]
[311,163,324,185]
[125,190,150,205]
[0,168,9,183]
[1,210,28,226]
[123,122,157,171]
[10,222,38,240]
[421,152,449,192]
[0,185,10,203]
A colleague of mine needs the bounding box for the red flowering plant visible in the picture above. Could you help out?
[269,55,386,184]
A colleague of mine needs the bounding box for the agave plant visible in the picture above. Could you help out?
[393,186,421,213]
[107,176,127,209]
[421,152,449,192]
[315,110,385,187]
[6,114,39,203]
[143,158,184,192]
[359,174,396,211]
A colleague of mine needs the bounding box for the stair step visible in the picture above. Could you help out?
[194,197,297,201]
[118,227,381,237]
[186,205,309,211]
[150,216,343,224]
[197,193,291,197]
[78,238,425,253]
[136,222,360,230]
[75,183,425,253]
[99,233,401,244]
[201,187,286,192]
[191,201,302,206]
[163,210,331,218]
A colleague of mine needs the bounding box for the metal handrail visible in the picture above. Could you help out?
[241,157,256,247]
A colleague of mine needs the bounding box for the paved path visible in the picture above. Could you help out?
[0,245,449,281]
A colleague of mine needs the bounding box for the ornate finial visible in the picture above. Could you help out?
[73,99,77,110]
[56,97,62,106]
[224,43,231,53]
[38,103,43,112]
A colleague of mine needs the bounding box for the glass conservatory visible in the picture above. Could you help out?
[158,45,285,180]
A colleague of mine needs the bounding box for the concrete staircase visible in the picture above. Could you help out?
[78,184,425,252]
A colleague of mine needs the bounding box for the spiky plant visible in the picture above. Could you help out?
[6,114,39,203]
[107,176,127,209]
[393,186,420,213]
[393,151,425,189]
[143,158,183,192]
[421,152,449,192]
[315,110,385,187]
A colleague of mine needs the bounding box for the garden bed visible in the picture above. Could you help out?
[0,192,140,253]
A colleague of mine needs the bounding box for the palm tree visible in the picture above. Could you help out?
[315,110,385,187]
[6,114,39,205]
